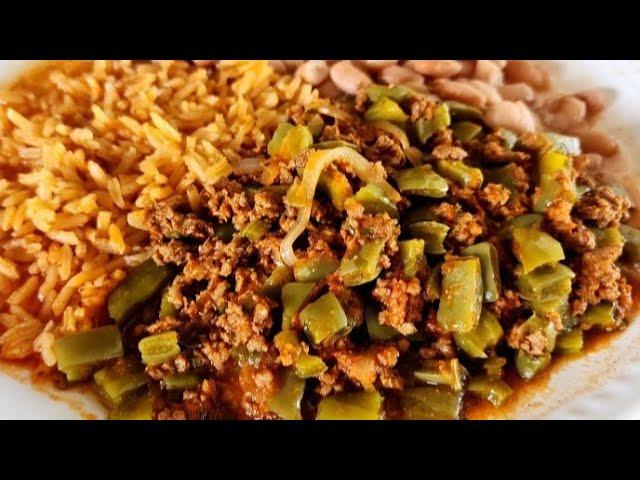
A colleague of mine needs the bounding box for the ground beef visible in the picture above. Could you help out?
[334,345,402,391]
[479,183,511,217]
[574,186,631,228]
[148,202,215,242]
[409,96,436,122]
[571,245,625,316]
[472,134,531,164]
[153,239,193,266]
[507,323,549,356]
[432,144,468,161]
[364,135,405,168]
[487,289,523,326]
[432,202,484,247]
[545,198,596,253]
[204,180,251,229]
[372,272,424,335]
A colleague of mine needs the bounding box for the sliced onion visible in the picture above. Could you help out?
[368,120,410,151]
[280,147,401,266]
[232,157,263,175]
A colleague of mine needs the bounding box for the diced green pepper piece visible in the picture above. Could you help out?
[483,356,507,378]
[484,164,520,193]
[414,104,451,144]
[453,309,503,359]
[512,226,565,275]
[436,159,484,189]
[162,372,201,391]
[159,289,179,319]
[261,265,294,299]
[215,223,236,242]
[293,256,340,282]
[496,128,518,150]
[452,121,483,142]
[268,123,294,156]
[108,259,171,324]
[556,329,584,354]
[544,132,581,156]
[270,369,306,420]
[54,325,124,380]
[620,224,640,262]
[402,205,438,226]
[425,263,442,300]
[64,365,94,382]
[318,169,353,211]
[534,150,576,213]
[413,359,466,391]
[529,295,570,320]
[462,242,502,303]
[281,282,315,330]
[515,350,551,381]
[511,214,544,229]
[314,140,360,151]
[239,219,270,241]
[398,239,426,278]
[437,256,483,333]
[365,304,399,341]
[400,386,463,420]
[307,114,324,139]
[444,101,482,121]
[300,292,349,345]
[278,125,314,159]
[316,391,383,420]
[366,84,415,103]
[138,331,181,366]
[581,302,615,328]
[338,240,385,286]
[364,97,408,123]
[591,227,625,249]
[294,353,327,379]
[467,376,513,407]
[94,360,147,408]
[407,221,450,255]
[352,183,399,218]
[516,263,575,301]
[394,165,449,198]
[108,393,153,420]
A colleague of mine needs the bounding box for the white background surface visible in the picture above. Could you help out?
[1,60,640,419]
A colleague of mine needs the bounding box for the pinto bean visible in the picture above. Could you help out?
[379,65,424,87]
[499,83,536,103]
[282,60,305,72]
[465,79,502,104]
[474,60,503,86]
[455,60,477,78]
[317,79,343,99]
[575,88,613,116]
[295,60,330,86]
[540,96,587,132]
[504,60,550,90]
[355,60,399,72]
[484,100,537,134]
[329,61,372,95]
[571,128,619,157]
[430,78,487,108]
[269,60,288,74]
[405,60,463,78]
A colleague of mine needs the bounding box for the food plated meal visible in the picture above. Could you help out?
[0,60,639,420]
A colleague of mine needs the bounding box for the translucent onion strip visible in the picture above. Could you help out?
[280,147,401,266]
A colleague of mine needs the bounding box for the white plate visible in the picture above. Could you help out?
[1,60,639,420]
